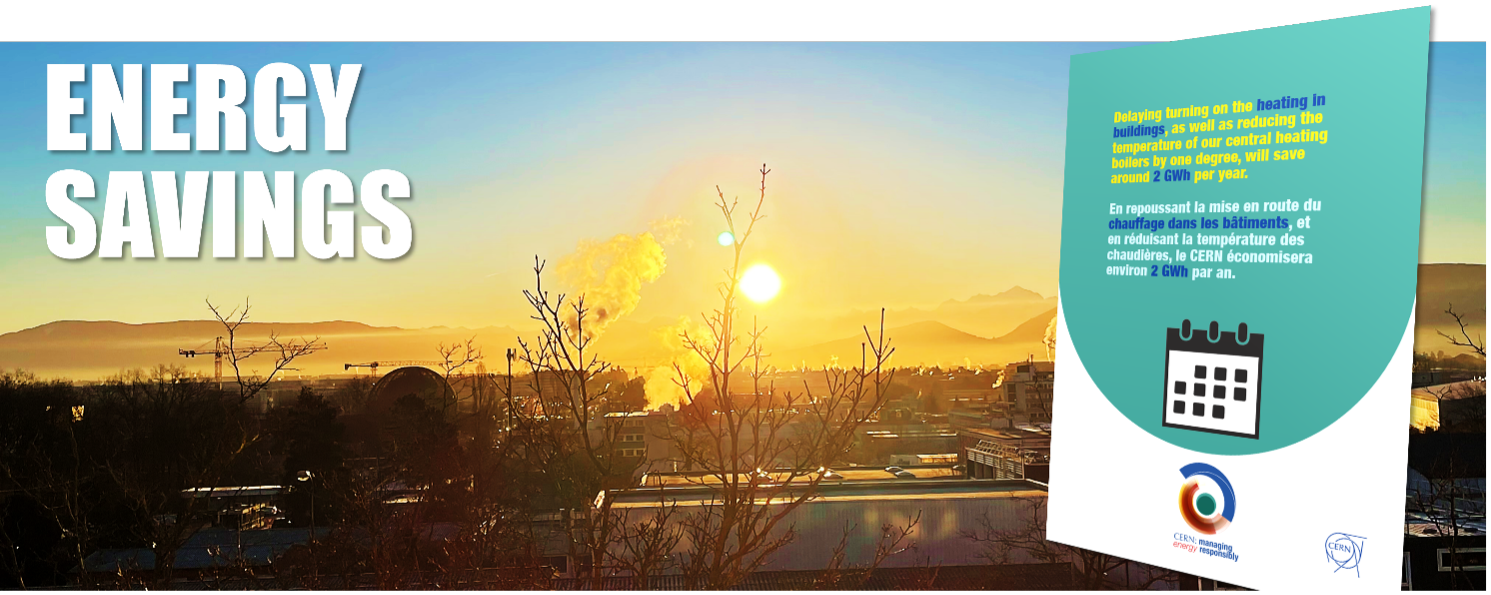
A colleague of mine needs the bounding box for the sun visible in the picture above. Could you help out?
[739,263,781,303]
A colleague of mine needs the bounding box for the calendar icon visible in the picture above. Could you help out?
[1162,319,1263,439]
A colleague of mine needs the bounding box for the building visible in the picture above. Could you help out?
[639,465,962,487]
[599,478,1051,572]
[960,426,1051,482]
[996,360,1055,423]
[598,411,666,459]
[1410,380,1487,432]
[943,388,998,408]
[851,419,959,466]
[1404,431,1487,590]
[1403,533,1486,590]
[888,453,960,467]
[78,527,330,583]
[548,562,1075,589]
[180,484,285,530]
[947,405,991,431]
[116,561,1076,590]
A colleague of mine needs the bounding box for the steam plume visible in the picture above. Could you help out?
[557,218,684,338]
[644,316,711,409]
[1043,315,1058,361]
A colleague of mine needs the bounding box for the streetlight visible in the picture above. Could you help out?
[296,470,317,582]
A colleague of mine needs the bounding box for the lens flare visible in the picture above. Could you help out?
[717,232,735,246]
[740,264,781,303]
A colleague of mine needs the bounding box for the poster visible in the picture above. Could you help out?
[1048,8,1431,590]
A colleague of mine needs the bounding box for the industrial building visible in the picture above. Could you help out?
[598,478,1051,573]
[959,426,1051,482]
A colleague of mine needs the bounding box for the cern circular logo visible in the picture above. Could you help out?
[1324,533,1366,576]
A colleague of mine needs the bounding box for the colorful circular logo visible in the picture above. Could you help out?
[1178,463,1236,534]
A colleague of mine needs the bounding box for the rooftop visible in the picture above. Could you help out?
[144,562,1076,590]
[81,527,330,573]
[607,478,1046,509]
[961,426,1052,441]
[180,485,284,499]
[1406,511,1487,538]
[603,410,665,418]
[639,466,963,488]
[1411,380,1486,402]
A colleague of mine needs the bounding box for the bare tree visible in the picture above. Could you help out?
[0,372,99,588]
[496,257,645,580]
[600,488,685,586]
[649,165,905,588]
[812,511,923,589]
[206,298,323,404]
[1437,303,1486,358]
[97,366,259,588]
[961,496,1176,590]
[1424,381,1487,433]
[435,338,484,417]
[1409,433,1482,590]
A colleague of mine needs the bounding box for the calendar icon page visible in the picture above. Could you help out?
[1162,321,1263,439]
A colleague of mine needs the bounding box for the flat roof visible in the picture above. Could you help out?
[181,485,284,498]
[641,466,963,487]
[81,527,330,572]
[603,410,663,418]
[608,478,1046,509]
[1411,380,1486,402]
[961,427,1052,440]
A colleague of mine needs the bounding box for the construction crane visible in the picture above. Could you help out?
[343,360,449,375]
[179,336,328,383]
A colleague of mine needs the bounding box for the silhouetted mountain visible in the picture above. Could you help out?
[6,265,1475,381]
[0,320,520,380]
[1415,263,1486,357]
[1417,264,1485,323]
[992,308,1058,344]
[941,286,1047,307]
[779,287,1055,344]
[773,310,1055,368]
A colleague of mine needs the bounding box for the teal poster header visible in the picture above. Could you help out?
[1057,7,1428,455]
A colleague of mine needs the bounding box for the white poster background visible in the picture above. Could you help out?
[1047,297,1415,590]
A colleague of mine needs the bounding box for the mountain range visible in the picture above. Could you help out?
[0,264,1482,380]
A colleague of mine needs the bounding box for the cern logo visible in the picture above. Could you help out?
[1324,533,1366,576]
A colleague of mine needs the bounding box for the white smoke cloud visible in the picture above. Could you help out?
[1043,315,1058,361]
[557,217,686,338]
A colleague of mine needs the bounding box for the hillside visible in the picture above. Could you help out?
[0,320,521,380]
[1414,263,1486,358]
[1,265,1476,381]
[772,311,1054,368]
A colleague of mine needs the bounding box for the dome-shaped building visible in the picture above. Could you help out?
[366,366,457,421]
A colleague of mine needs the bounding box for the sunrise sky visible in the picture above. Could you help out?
[0,42,1482,335]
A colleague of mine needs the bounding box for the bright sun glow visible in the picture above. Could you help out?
[740,263,781,303]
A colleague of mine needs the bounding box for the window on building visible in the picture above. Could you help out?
[542,555,569,574]
[1402,551,1412,590]
[1438,548,1487,572]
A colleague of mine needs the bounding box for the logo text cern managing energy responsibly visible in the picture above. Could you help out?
[1171,463,1241,562]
